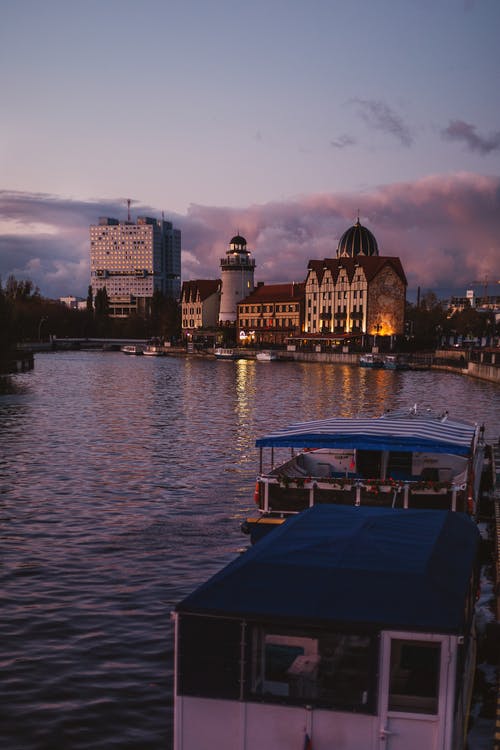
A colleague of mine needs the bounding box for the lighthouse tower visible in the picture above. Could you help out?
[219,233,255,324]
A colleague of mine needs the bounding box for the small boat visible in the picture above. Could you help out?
[143,344,165,356]
[214,347,239,359]
[174,504,480,750]
[383,354,410,370]
[256,350,279,361]
[359,352,384,368]
[242,406,485,543]
[121,345,144,355]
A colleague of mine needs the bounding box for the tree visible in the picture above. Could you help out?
[86,285,93,314]
[94,287,110,317]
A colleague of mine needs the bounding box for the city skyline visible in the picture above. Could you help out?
[1,0,499,300]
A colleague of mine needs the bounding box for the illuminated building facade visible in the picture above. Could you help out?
[305,220,406,338]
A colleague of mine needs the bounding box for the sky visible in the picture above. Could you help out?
[1,0,499,302]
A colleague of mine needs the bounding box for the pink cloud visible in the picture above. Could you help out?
[1,173,499,301]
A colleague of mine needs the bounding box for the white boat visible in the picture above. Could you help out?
[121,344,144,355]
[256,350,279,361]
[214,347,239,359]
[242,406,485,543]
[143,344,165,356]
[359,352,384,368]
[174,504,480,750]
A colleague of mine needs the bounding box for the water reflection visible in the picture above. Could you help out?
[0,351,498,750]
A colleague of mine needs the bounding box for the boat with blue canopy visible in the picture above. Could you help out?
[243,406,485,543]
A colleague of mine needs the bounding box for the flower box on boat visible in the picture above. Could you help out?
[242,408,485,543]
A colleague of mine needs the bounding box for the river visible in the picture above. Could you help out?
[1,351,499,749]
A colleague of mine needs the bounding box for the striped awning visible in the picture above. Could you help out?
[255,412,478,456]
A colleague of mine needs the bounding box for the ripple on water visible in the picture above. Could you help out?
[0,352,498,749]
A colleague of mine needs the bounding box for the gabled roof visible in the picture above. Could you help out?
[239,282,305,305]
[307,256,407,286]
[176,505,479,634]
[255,412,477,455]
[181,279,220,303]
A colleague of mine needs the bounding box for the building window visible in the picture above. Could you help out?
[388,640,440,714]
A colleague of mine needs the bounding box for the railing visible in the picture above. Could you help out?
[256,475,466,513]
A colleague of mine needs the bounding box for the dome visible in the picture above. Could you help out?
[228,233,249,254]
[337,219,378,258]
[229,234,247,247]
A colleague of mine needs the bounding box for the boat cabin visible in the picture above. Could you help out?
[174,505,480,750]
[245,411,484,541]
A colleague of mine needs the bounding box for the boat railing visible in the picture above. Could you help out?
[256,474,467,513]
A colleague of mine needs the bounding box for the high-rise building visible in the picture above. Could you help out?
[90,215,181,317]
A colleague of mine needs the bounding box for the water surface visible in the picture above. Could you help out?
[1,352,498,749]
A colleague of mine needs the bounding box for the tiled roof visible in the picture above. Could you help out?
[181,279,220,302]
[239,282,305,305]
[307,256,407,286]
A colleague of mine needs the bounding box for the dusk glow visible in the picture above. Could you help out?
[1,0,499,299]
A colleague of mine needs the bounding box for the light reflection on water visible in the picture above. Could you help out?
[0,351,498,749]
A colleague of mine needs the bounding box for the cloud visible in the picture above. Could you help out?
[330,134,357,149]
[352,98,413,147]
[442,119,500,155]
[1,174,499,302]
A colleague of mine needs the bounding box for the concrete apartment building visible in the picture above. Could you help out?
[90,215,181,317]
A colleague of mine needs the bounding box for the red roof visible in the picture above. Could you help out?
[181,279,220,302]
[239,282,305,305]
[307,256,407,286]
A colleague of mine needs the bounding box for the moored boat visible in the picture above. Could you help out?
[121,344,144,355]
[143,344,165,356]
[383,353,410,370]
[359,352,384,368]
[242,406,485,543]
[174,504,480,750]
[256,350,279,361]
[214,347,238,359]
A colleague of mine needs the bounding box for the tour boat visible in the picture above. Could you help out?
[256,350,279,361]
[143,344,165,356]
[121,344,144,355]
[242,406,485,543]
[214,347,239,359]
[174,504,480,750]
[359,352,384,368]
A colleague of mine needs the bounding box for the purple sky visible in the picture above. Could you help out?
[1,0,499,301]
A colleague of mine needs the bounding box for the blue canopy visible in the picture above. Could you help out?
[255,413,477,456]
[176,505,479,633]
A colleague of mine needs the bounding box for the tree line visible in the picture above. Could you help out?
[0,277,181,357]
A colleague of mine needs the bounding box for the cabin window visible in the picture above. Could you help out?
[250,627,376,712]
[177,615,242,699]
[388,639,440,714]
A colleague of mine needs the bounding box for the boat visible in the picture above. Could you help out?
[214,347,239,359]
[143,344,165,356]
[121,344,144,355]
[242,406,485,543]
[383,353,410,370]
[359,352,384,368]
[256,350,279,361]
[174,504,480,750]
